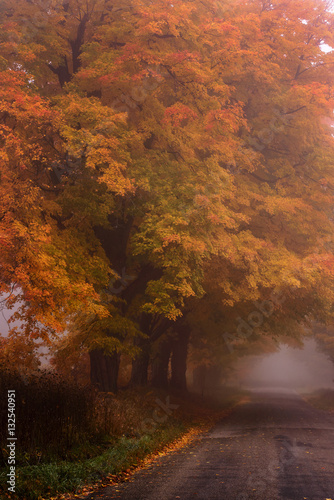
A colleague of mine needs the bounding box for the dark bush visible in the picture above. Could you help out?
[0,368,96,466]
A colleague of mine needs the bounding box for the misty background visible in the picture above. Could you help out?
[233,338,334,391]
[2,302,334,390]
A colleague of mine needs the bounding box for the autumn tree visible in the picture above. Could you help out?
[0,0,334,392]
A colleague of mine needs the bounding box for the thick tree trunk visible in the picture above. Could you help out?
[47,13,88,88]
[130,337,150,386]
[151,337,172,389]
[130,312,174,387]
[192,365,207,397]
[89,349,120,393]
[170,326,190,393]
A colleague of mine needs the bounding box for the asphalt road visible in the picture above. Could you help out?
[85,389,334,500]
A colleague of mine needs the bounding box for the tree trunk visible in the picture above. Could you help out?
[151,337,172,389]
[130,314,173,387]
[89,349,120,393]
[170,325,190,393]
[192,365,207,397]
[130,337,150,386]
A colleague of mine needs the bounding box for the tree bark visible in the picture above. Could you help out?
[130,336,150,386]
[151,336,172,389]
[47,12,88,87]
[48,57,71,88]
[170,324,190,393]
[89,349,120,393]
[192,364,207,397]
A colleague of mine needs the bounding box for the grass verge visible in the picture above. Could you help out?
[0,387,243,500]
[1,426,186,500]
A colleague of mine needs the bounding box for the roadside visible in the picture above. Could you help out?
[73,390,334,500]
[0,383,245,500]
[302,388,334,412]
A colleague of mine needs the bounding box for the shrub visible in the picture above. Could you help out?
[0,368,96,466]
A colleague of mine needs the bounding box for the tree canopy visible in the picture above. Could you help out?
[0,0,334,391]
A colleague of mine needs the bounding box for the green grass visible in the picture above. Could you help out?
[0,378,244,500]
[0,425,187,500]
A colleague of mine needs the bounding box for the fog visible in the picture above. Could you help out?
[0,299,50,365]
[232,339,334,392]
[2,300,334,388]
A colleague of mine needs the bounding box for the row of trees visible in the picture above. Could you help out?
[0,0,334,392]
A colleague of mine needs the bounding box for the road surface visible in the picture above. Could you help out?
[84,390,334,500]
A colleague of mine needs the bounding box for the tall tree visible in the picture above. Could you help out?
[1,0,334,390]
